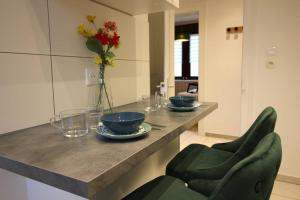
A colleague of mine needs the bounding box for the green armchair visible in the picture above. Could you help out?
[166,107,277,185]
[122,133,282,200]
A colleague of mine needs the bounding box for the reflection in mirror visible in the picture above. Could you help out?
[174,12,199,97]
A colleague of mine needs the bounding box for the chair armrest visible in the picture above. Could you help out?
[212,137,243,153]
[188,178,221,196]
[186,166,226,180]
[185,155,241,181]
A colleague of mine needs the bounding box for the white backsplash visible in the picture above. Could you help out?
[0,0,149,134]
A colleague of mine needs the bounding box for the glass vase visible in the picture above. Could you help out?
[96,64,113,113]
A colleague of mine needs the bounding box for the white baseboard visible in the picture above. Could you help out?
[205,132,238,140]
[276,174,300,185]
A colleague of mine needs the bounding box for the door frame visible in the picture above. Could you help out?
[164,10,176,98]
[165,4,207,134]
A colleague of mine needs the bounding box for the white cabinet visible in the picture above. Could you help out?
[90,0,179,15]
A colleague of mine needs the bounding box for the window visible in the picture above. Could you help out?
[174,23,199,80]
[174,34,199,80]
[174,41,183,77]
[189,34,199,77]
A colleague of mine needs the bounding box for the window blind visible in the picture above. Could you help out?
[189,34,199,77]
[174,40,182,77]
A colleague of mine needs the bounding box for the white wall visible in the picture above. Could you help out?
[0,0,149,134]
[0,170,28,200]
[178,0,300,179]
[164,10,176,98]
[242,0,300,178]
[203,0,244,136]
[0,0,54,134]
[0,0,149,199]
[135,15,150,98]
[177,0,300,180]
[149,12,165,95]
[176,0,244,136]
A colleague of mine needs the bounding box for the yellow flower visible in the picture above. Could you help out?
[86,15,96,23]
[95,56,102,65]
[77,24,96,37]
[77,24,85,34]
[86,30,96,37]
[107,57,114,66]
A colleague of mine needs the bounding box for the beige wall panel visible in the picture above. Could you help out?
[0,54,53,134]
[0,0,50,54]
[52,57,138,112]
[51,56,98,112]
[48,0,135,60]
[136,61,150,99]
[134,14,150,61]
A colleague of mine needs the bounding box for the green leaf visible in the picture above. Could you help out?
[106,51,115,58]
[86,38,103,54]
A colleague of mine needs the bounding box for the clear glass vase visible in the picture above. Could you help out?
[96,64,113,112]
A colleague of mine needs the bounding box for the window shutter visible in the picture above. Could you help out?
[189,34,199,77]
[174,41,182,77]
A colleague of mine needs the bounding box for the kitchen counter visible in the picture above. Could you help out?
[0,102,217,199]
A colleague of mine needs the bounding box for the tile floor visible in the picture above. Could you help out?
[180,129,300,200]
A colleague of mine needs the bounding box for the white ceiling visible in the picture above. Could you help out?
[90,0,179,16]
[175,12,199,25]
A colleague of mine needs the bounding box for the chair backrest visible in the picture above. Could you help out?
[230,107,277,162]
[207,107,277,179]
[213,107,277,153]
[209,133,282,200]
[236,107,277,154]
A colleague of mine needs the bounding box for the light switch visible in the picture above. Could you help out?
[266,46,277,57]
[266,46,278,69]
[85,68,98,86]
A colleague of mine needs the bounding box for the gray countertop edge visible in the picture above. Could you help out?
[0,155,89,197]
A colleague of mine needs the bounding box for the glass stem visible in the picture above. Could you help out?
[96,64,112,112]
[104,83,113,112]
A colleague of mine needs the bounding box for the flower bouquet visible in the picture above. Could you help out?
[77,16,120,112]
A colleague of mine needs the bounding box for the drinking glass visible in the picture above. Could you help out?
[50,109,89,138]
[142,94,159,112]
[88,106,104,130]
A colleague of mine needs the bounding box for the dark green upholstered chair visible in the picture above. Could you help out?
[122,132,282,200]
[166,107,277,187]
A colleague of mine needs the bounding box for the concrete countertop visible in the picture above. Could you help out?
[0,102,217,199]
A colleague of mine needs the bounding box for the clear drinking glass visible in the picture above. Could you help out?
[158,94,168,108]
[50,109,89,138]
[142,93,159,112]
[88,106,104,130]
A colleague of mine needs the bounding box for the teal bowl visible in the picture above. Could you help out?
[101,112,145,134]
[169,96,196,107]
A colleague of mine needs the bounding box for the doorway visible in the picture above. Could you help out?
[171,0,244,136]
[174,12,199,98]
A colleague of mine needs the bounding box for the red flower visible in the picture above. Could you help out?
[95,33,109,45]
[110,32,120,47]
[104,21,117,31]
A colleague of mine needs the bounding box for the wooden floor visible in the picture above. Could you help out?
[180,130,300,200]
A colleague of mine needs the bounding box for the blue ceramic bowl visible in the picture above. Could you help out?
[169,96,196,107]
[101,112,145,134]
